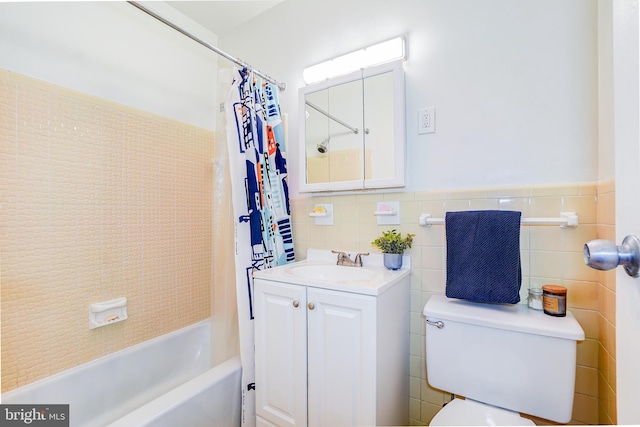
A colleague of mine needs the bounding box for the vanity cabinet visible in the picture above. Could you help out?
[254,272,409,427]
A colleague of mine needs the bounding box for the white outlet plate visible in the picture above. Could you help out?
[418,107,435,134]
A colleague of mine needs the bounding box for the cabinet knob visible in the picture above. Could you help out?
[292,300,299,308]
[308,302,315,310]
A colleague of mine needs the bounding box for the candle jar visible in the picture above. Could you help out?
[527,288,543,310]
[542,285,567,317]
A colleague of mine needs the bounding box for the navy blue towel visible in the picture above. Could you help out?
[445,210,522,304]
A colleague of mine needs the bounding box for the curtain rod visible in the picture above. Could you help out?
[127,1,287,91]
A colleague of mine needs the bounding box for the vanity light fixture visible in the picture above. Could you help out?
[303,36,406,84]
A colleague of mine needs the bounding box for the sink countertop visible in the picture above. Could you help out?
[253,248,411,296]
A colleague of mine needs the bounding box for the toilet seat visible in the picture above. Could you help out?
[429,398,536,426]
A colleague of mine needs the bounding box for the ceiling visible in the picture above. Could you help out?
[165,1,285,36]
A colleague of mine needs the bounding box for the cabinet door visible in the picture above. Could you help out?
[306,288,377,427]
[254,279,308,427]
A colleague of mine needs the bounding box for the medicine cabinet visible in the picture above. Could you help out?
[298,60,405,192]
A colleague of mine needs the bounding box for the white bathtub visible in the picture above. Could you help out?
[2,320,241,427]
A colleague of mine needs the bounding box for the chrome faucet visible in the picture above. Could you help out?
[332,250,370,267]
[354,252,369,266]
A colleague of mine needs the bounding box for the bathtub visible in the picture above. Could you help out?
[2,320,241,427]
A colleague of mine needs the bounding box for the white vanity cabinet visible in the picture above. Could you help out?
[253,260,410,427]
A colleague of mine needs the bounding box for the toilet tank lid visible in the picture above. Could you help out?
[423,295,585,341]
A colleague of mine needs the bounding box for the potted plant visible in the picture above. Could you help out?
[371,229,415,270]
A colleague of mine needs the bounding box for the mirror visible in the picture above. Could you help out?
[298,60,405,192]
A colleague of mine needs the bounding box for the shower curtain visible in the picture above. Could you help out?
[225,67,295,426]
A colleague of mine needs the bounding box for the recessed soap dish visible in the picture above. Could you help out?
[309,203,333,225]
[89,297,127,330]
[375,201,400,225]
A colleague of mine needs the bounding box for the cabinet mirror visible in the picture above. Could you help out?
[298,60,405,192]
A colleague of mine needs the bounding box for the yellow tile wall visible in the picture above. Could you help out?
[596,179,616,425]
[0,69,213,393]
[291,182,602,425]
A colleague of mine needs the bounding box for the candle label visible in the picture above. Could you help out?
[543,295,559,312]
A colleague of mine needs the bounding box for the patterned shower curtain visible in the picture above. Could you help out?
[225,68,295,427]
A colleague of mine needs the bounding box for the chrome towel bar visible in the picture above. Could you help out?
[418,211,578,228]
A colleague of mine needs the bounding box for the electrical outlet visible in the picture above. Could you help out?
[418,107,436,134]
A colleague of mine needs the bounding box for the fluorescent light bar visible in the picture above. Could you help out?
[303,36,405,85]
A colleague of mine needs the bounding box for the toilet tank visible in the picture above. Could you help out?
[424,295,585,424]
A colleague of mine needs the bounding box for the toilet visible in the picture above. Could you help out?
[423,294,585,426]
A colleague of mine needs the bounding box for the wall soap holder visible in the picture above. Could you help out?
[375,201,400,225]
[89,297,128,330]
[309,203,333,225]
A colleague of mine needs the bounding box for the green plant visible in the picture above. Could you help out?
[371,229,415,254]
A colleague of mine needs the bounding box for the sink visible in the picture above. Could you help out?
[288,264,378,282]
[253,249,411,296]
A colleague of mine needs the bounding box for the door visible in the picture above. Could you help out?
[613,0,640,422]
[306,288,377,427]
[254,279,308,427]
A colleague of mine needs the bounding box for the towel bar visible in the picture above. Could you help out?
[418,211,578,228]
